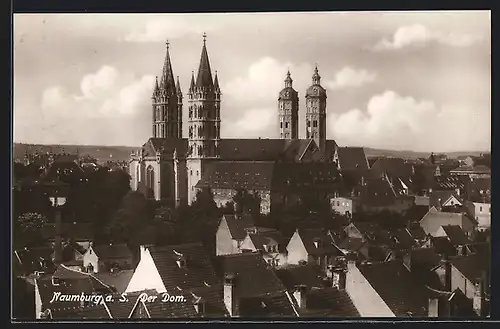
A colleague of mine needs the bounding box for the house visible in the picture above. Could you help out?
[431,252,490,317]
[214,252,296,317]
[275,264,360,317]
[215,214,256,256]
[330,196,359,217]
[464,177,491,204]
[435,225,473,254]
[465,201,491,231]
[332,147,370,172]
[449,165,491,179]
[34,264,114,319]
[13,246,55,276]
[345,260,429,317]
[286,229,345,271]
[83,243,133,273]
[419,207,476,237]
[457,156,475,166]
[369,157,415,195]
[197,161,342,214]
[429,191,462,209]
[239,229,287,268]
[125,242,220,294]
[357,176,414,214]
[94,270,135,294]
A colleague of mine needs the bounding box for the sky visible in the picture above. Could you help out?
[13,11,491,152]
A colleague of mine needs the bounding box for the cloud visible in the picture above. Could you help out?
[374,24,482,50]
[325,67,376,90]
[329,90,490,152]
[79,66,120,99]
[123,18,217,42]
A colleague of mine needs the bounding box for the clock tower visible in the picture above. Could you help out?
[278,70,299,139]
[305,65,327,150]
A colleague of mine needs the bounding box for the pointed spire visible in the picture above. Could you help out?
[214,70,220,91]
[284,70,293,88]
[312,64,321,85]
[160,40,176,93]
[195,33,214,90]
[189,71,195,93]
[176,76,182,95]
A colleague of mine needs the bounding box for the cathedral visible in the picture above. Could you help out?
[129,34,345,207]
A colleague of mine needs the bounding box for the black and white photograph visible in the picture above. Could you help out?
[12,11,491,320]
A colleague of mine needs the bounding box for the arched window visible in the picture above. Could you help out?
[198,126,202,137]
[198,145,202,156]
[189,126,193,138]
[146,166,155,189]
[136,165,140,187]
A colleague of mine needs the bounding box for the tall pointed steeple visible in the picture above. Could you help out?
[176,76,182,95]
[189,71,195,94]
[160,40,176,93]
[152,76,159,97]
[195,33,214,90]
[213,70,220,91]
[312,64,321,85]
[284,70,293,88]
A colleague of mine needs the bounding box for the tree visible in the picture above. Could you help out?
[232,189,261,216]
[14,212,48,248]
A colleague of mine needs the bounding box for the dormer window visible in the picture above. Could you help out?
[313,240,321,248]
[176,258,186,268]
[194,299,206,314]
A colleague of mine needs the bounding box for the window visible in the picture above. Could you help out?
[197,170,199,176]
[307,121,311,127]
[313,120,318,128]
[480,206,483,212]
[280,122,283,128]
[190,170,193,176]
[336,201,340,206]
[285,122,289,128]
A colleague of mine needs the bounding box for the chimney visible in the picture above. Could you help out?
[428,297,439,317]
[473,271,488,317]
[54,208,63,264]
[224,273,239,317]
[441,255,452,292]
[293,285,308,310]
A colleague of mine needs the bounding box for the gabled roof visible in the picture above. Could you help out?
[357,261,429,317]
[92,244,133,260]
[430,237,457,256]
[358,177,399,207]
[221,214,255,240]
[94,270,135,294]
[408,225,428,241]
[148,242,220,291]
[419,207,475,233]
[335,147,369,171]
[47,303,111,319]
[275,264,327,290]
[370,157,414,178]
[296,229,344,257]
[430,191,461,208]
[13,246,55,275]
[141,138,188,158]
[450,253,490,285]
[214,252,285,298]
[389,229,416,251]
[440,225,472,246]
[240,291,297,317]
[450,165,491,174]
[248,230,286,252]
[336,237,366,253]
[295,287,360,317]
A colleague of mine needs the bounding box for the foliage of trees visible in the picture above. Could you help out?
[14,212,48,248]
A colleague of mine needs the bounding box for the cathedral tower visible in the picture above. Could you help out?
[187,34,221,204]
[305,65,327,150]
[152,41,182,139]
[278,70,299,139]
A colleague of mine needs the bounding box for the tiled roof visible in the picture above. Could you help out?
[48,303,111,319]
[336,147,369,171]
[414,196,430,206]
[148,242,220,291]
[419,207,475,234]
[141,138,188,158]
[196,161,275,190]
[451,253,490,284]
[94,270,134,293]
[222,214,255,240]
[248,230,286,253]
[357,261,429,317]
[275,265,327,290]
[297,229,344,257]
[219,139,312,162]
[197,161,341,191]
[38,265,113,310]
[430,237,457,256]
[13,246,55,275]
[106,291,147,319]
[311,140,338,162]
[336,237,365,253]
[440,225,472,246]
[347,222,393,246]
[240,291,297,317]
[297,287,360,317]
[430,191,461,208]
[93,243,133,260]
[370,157,414,178]
[450,165,491,174]
[409,225,428,241]
[214,252,285,298]
[389,229,416,251]
[359,177,398,207]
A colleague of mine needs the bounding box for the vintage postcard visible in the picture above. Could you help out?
[12,11,491,320]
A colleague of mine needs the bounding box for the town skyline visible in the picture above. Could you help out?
[14,11,491,152]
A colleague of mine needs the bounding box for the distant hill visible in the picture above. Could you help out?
[13,143,137,163]
[13,142,488,163]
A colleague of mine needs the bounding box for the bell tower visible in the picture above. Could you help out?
[278,70,299,139]
[305,65,327,150]
[152,40,182,139]
[186,34,221,204]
